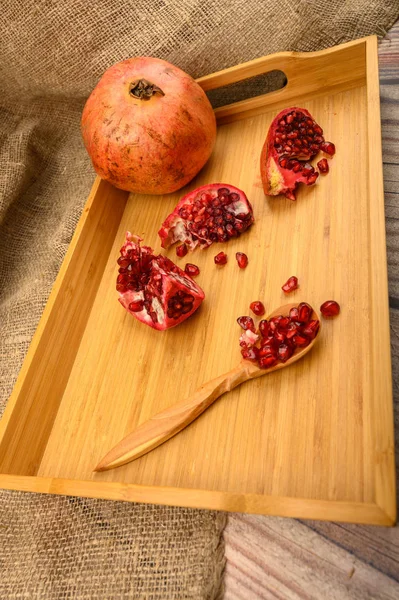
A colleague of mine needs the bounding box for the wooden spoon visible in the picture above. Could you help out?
[94,303,320,472]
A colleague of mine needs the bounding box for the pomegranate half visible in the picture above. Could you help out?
[116,233,204,330]
[260,107,335,200]
[81,57,216,195]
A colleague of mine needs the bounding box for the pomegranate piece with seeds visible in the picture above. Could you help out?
[184,263,200,277]
[238,302,320,369]
[236,252,248,269]
[214,251,228,265]
[282,276,298,293]
[260,107,335,200]
[116,232,204,331]
[320,300,340,317]
[158,183,254,250]
[250,301,265,316]
[317,158,329,174]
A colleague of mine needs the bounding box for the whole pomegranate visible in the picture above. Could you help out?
[81,57,217,195]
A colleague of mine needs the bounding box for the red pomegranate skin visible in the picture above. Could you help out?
[81,57,217,195]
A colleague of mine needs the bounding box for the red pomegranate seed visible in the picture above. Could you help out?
[214,251,228,265]
[258,344,278,358]
[285,322,298,339]
[274,328,286,343]
[320,300,340,317]
[289,306,299,320]
[292,334,310,348]
[282,276,298,293]
[278,342,294,363]
[302,319,320,338]
[257,344,270,355]
[278,316,291,329]
[128,300,144,312]
[117,256,131,268]
[259,320,269,337]
[236,252,248,269]
[176,243,188,257]
[184,263,200,277]
[258,354,278,369]
[307,173,319,184]
[268,316,283,333]
[298,302,312,323]
[317,158,329,174]
[237,316,256,332]
[320,141,335,156]
[250,301,265,316]
[241,347,259,362]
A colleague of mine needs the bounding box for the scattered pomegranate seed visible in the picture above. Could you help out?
[237,316,256,332]
[320,300,340,317]
[320,141,335,156]
[214,251,227,265]
[282,276,298,293]
[176,243,188,257]
[184,263,200,277]
[236,252,248,269]
[250,301,265,316]
[317,158,329,174]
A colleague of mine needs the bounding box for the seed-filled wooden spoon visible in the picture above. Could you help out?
[94,303,320,472]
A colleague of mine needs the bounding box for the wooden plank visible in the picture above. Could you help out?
[223,514,399,600]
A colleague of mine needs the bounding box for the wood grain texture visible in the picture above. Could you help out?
[224,22,399,599]
[95,305,320,471]
[0,37,395,525]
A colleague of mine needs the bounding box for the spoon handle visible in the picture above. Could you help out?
[95,361,257,471]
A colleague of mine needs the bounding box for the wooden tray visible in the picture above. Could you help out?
[0,36,395,525]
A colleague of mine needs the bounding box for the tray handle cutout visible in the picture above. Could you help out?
[196,40,367,124]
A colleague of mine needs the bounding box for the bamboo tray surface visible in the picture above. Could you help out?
[0,36,395,525]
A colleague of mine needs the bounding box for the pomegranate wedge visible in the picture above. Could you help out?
[158,183,254,250]
[260,107,335,200]
[116,232,204,330]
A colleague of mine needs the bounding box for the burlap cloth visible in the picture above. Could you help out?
[1,1,398,598]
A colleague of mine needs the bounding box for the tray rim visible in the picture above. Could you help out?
[0,474,393,525]
[0,35,395,525]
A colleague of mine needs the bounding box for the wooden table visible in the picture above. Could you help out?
[223,23,399,599]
